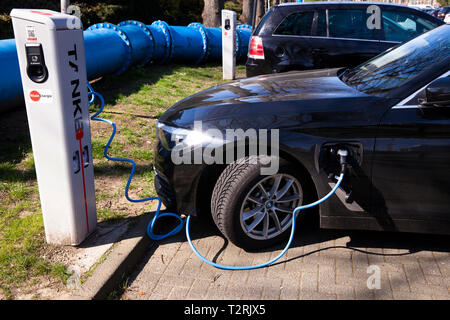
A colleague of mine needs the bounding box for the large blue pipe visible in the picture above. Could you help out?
[0,39,23,108]
[0,20,252,111]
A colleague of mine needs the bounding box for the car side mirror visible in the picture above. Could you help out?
[419,77,450,107]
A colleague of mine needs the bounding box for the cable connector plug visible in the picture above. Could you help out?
[337,149,348,173]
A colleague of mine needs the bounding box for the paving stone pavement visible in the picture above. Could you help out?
[120,216,450,300]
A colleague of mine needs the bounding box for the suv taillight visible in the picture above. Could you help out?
[248,36,265,60]
[438,12,445,18]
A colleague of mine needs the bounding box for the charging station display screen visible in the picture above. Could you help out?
[25,43,48,83]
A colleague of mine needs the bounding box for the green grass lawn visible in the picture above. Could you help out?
[0,62,246,299]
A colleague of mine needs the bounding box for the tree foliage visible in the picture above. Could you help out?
[0,0,305,39]
[0,0,205,39]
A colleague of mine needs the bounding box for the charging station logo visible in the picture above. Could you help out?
[28,89,53,103]
[30,90,40,101]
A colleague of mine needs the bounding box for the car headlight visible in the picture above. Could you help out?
[156,121,224,150]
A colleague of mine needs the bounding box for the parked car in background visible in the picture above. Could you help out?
[429,8,440,18]
[246,2,444,77]
[437,6,450,20]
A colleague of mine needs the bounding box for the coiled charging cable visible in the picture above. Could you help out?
[88,83,346,270]
[186,172,344,270]
[88,83,184,240]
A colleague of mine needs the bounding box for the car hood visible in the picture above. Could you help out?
[159,68,375,129]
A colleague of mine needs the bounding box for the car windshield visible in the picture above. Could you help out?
[340,25,450,96]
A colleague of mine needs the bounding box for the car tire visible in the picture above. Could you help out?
[211,155,312,250]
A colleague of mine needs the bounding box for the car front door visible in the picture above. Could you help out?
[371,74,450,232]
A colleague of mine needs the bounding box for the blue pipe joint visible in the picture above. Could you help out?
[187,23,209,64]
[117,20,154,67]
[86,23,132,77]
[202,27,222,61]
[169,25,208,64]
[237,24,252,31]
[149,20,172,64]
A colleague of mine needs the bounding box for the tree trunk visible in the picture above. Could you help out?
[202,0,225,27]
[254,0,265,26]
[239,0,253,25]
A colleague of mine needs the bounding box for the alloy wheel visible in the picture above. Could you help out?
[239,173,303,240]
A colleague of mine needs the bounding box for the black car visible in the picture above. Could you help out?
[245,2,444,77]
[422,8,434,14]
[154,25,450,250]
[429,8,441,18]
[437,6,450,20]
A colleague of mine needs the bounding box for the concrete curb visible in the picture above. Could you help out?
[61,214,154,300]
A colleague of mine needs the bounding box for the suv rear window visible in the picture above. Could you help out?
[253,6,274,35]
[273,11,314,36]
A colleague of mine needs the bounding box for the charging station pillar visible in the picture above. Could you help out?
[11,9,96,245]
[222,10,236,80]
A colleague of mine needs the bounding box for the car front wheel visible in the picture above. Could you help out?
[211,156,311,250]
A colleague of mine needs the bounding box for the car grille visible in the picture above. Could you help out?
[155,173,176,204]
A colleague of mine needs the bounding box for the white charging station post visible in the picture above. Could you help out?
[222,10,236,80]
[11,9,96,245]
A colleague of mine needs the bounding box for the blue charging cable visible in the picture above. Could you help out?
[186,173,344,270]
[88,83,345,270]
[88,83,185,240]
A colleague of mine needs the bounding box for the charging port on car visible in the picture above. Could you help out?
[319,142,362,175]
[317,142,363,204]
